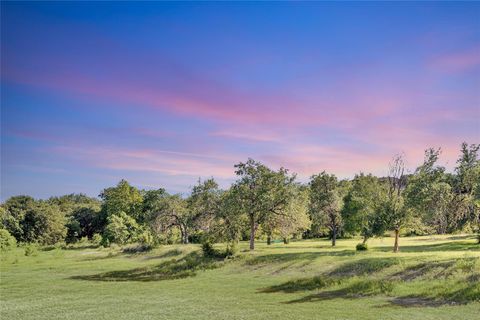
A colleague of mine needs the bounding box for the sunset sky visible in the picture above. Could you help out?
[1,2,479,200]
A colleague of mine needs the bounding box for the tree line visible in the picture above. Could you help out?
[1,142,479,252]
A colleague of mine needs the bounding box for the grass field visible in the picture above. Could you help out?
[1,235,479,320]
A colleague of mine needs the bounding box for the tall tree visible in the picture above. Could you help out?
[383,154,410,253]
[20,202,67,245]
[99,180,143,224]
[232,159,296,250]
[309,172,343,246]
[453,143,480,240]
[275,185,311,244]
[1,196,35,240]
[151,194,190,244]
[342,173,386,243]
[187,178,221,234]
[405,148,453,233]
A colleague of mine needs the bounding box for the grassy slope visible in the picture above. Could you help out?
[1,235,479,320]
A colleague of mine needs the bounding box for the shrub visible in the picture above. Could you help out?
[79,236,89,245]
[202,242,217,257]
[0,229,17,251]
[24,244,38,256]
[137,230,155,248]
[356,243,368,251]
[203,241,238,259]
[225,242,238,257]
[92,233,102,246]
[103,212,140,245]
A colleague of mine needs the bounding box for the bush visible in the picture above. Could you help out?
[103,212,140,245]
[24,244,38,256]
[356,243,368,251]
[225,242,238,257]
[202,242,217,257]
[92,233,102,246]
[203,241,238,259]
[137,230,155,248]
[79,236,89,245]
[122,243,152,253]
[0,229,17,251]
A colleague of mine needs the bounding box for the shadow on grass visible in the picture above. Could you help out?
[374,241,479,253]
[328,257,400,277]
[246,250,355,266]
[385,281,480,308]
[259,276,336,293]
[391,260,456,281]
[259,258,399,294]
[143,249,183,260]
[284,279,395,304]
[260,256,479,306]
[71,252,222,282]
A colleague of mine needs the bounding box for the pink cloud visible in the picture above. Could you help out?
[430,45,480,73]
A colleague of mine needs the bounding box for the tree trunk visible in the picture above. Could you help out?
[393,229,400,253]
[179,225,185,244]
[249,215,255,251]
[267,235,271,245]
[283,238,289,244]
[331,227,337,247]
[183,227,189,244]
[362,235,368,245]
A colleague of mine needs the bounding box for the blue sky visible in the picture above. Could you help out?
[1,2,479,200]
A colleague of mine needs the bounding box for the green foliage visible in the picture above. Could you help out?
[231,158,297,250]
[21,202,67,245]
[151,194,190,244]
[1,196,36,240]
[100,180,143,223]
[201,242,217,257]
[0,228,17,251]
[356,243,368,251]
[309,172,343,245]
[342,173,386,241]
[187,178,221,234]
[91,233,102,246]
[23,243,38,256]
[202,241,237,258]
[103,212,140,245]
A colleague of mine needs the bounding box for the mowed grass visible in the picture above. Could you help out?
[1,235,479,320]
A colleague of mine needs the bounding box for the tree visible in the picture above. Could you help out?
[66,207,102,242]
[1,196,36,240]
[382,154,410,253]
[453,143,480,240]
[275,185,311,244]
[186,178,221,235]
[151,194,190,244]
[309,172,343,246]
[21,202,67,245]
[103,212,140,245]
[232,159,296,250]
[211,188,249,244]
[99,180,143,224]
[47,194,102,243]
[405,148,451,234]
[342,173,386,243]
[0,228,17,251]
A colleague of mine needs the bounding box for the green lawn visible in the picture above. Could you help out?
[1,235,479,320]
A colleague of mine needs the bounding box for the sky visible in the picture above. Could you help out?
[1,2,479,200]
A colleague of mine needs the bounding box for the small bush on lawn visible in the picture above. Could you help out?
[356,243,368,251]
[92,233,102,246]
[202,241,237,259]
[24,244,38,256]
[225,242,238,257]
[0,229,17,251]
